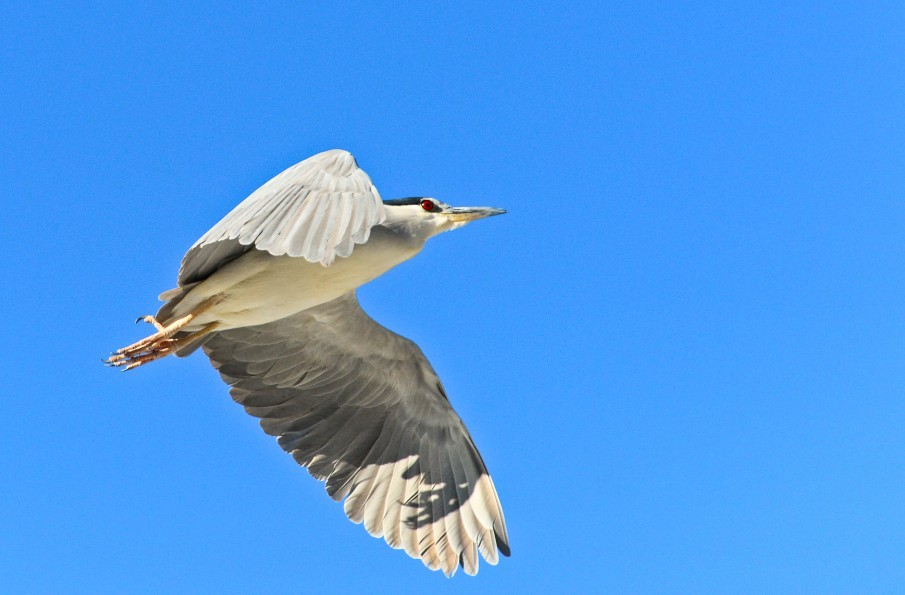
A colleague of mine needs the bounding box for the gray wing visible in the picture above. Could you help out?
[179,149,386,284]
[202,293,510,576]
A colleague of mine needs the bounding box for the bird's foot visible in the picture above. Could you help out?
[105,340,174,371]
[105,299,220,371]
[105,322,220,371]
[106,314,183,370]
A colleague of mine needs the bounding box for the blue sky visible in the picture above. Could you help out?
[2,1,904,592]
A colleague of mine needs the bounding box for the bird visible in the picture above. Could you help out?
[105,149,510,576]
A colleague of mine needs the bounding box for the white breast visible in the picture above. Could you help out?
[173,227,423,331]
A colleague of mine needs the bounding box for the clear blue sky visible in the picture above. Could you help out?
[2,2,904,592]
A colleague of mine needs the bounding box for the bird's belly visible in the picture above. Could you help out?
[183,240,418,330]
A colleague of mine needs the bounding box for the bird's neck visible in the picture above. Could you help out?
[380,213,433,243]
[361,225,426,266]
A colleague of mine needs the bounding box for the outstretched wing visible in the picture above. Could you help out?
[178,149,386,284]
[202,293,510,576]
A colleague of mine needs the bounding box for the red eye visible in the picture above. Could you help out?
[420,199,435,212]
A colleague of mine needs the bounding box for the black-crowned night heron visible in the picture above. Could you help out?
[106,149,509,576]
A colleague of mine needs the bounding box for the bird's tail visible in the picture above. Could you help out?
[155,282,199,324]
[155,282,212,357]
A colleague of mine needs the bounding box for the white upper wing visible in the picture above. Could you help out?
[202,293,510,576]
[178,149,386,284]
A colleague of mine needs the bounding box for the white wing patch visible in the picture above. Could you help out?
[339,457,504,576]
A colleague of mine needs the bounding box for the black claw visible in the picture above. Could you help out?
[135,316,143,324]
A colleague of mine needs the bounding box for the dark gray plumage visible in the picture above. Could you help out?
[204,292,509,575]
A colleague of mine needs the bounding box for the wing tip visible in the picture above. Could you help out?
[496,533,511,558]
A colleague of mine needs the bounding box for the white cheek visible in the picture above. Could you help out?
[431,219,467,235]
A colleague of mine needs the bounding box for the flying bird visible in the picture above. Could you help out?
[105,149,509,576]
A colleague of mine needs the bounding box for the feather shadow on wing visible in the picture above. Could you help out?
[202,293,509,576]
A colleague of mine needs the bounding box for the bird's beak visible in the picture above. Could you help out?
[445,206,507,223]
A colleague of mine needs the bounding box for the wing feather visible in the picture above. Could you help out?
[360,427,403,536]
[380,444,410,550]
[203,292,509,576]
[178,149,385,284]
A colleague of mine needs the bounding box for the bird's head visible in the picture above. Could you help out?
[382,197,506,240]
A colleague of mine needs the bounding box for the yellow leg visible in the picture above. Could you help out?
[106,298,220,369]
[116,322,220,371]
[111,298,218,358]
